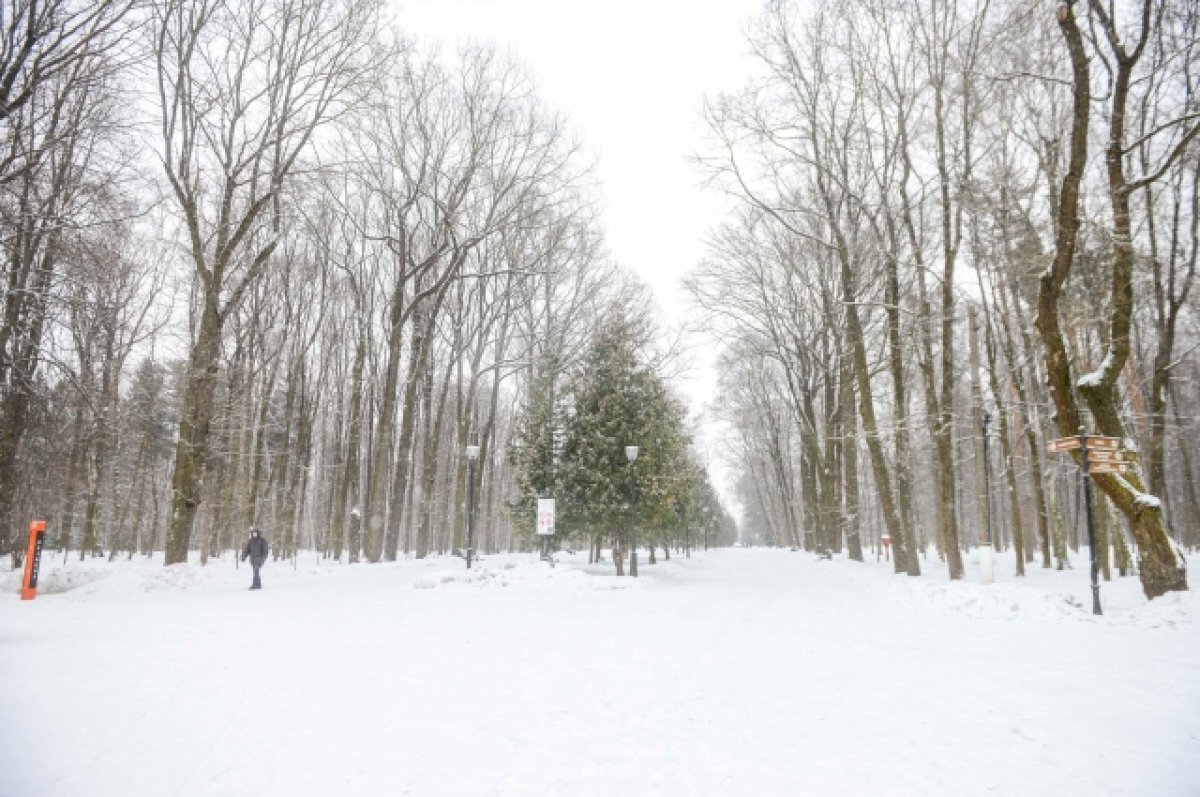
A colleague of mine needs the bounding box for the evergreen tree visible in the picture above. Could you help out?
[552,315,691,574]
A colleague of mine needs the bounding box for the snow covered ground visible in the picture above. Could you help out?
[2,546,1198,796]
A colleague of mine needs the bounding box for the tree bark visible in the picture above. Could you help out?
[165,300,223,565]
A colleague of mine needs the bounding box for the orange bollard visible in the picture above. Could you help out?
[20,520,46,600]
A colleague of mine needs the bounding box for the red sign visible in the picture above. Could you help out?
[21,520,46,601]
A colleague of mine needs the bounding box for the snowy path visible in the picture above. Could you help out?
[2,548,1198,796]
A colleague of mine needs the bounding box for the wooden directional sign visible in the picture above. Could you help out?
[1089,462,1130,474]
[1048,435,1124,453]
[1086,449,1133,463]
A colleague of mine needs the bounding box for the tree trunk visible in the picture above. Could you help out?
[1038,2,1184,598]
[884,246,919,575]
[333,332,366,561]
[840,351,862,561]
[978,306,1027,575]
[1170,381,1200,548]
[995,252,1053,569]
[364,275,409,563]
[385,300,435,560]
[165,300,223,565]
[418,348,456,557]
[968,309,989,550]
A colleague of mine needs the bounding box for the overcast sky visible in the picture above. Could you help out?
[395,1,760,312]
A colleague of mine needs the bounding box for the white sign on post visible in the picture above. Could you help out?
[537,498,556,536]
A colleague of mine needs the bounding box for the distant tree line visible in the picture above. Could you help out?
[690,0,1196,598]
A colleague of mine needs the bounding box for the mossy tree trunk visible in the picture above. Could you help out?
[1035,1,1186,598]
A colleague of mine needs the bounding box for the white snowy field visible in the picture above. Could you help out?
[2,546,1198,797]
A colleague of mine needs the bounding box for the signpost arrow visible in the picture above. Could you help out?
[1086,449,1133,463]
[1089,462,1130,474]
[1048,436,1127,454]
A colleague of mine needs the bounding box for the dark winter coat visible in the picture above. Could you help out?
[242,535,268,567]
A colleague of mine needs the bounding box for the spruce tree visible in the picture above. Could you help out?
[553,316,690,573]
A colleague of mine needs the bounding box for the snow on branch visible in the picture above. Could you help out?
[1135,493,1163,510]
[1112,474,1162,511]
[1076,351,1114,388]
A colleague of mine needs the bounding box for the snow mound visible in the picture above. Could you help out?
[829,548,1200,628]
[1115,589,1200,629]
[4,564,111,596]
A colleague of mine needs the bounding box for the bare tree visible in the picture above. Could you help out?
[154,0,378,564]
[0,2,133,564]
[1036,0,1191,597]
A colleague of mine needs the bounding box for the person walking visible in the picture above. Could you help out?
[241,527,269,590]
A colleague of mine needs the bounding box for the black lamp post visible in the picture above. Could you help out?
[1079,427,1102,615]
[684,497,690,559]
[466,444,480,569]
[626,445,639,577]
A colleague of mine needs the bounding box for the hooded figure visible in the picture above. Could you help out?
[241,527,269,590]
